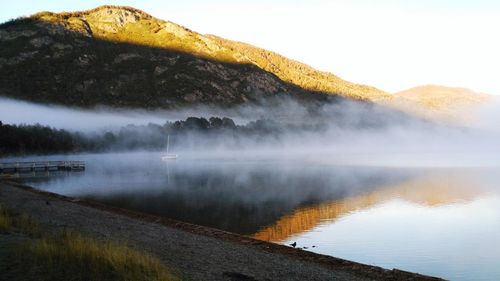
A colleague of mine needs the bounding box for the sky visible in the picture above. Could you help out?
[1,0,500,94]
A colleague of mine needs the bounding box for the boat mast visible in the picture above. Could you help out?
[167,135,170,155]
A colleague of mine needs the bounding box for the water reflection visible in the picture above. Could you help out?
[253,171,487,242]
[17,152,419,234]
[271,171,500,281]
[10,152,500,280]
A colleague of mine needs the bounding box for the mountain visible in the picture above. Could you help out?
[0,5,391,109]
[205,35,390,101]
[394,85,491,123]
[396,85,490,109]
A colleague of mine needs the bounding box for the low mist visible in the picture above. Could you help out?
[0,97,174,131]
[1,95,500,167]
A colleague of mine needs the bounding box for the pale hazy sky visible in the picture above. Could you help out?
[1,0,500,94]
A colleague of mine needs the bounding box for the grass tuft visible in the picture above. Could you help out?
[0,204,41,236]
[0,204,12,231]
[16,230,177,281]
[0,203,177,280]
[13,213,42,237]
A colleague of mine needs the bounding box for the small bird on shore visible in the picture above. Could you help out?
[45,200,50,205]
[290,242,297,248]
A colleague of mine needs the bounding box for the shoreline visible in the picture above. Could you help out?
[0,180,444,281]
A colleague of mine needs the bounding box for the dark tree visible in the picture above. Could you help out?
[185,117,210,130]
[209,117,223,128]
[221,117,236,129]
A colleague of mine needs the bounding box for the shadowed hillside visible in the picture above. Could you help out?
[0,5,390,109]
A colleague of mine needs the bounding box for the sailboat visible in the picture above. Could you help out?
[161,135,178,160]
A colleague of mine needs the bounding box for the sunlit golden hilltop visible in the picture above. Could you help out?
[253,171,483,242]
[205,35,391,102]
[394,85,492,124]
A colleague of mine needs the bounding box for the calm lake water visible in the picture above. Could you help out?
[4,151,500,280]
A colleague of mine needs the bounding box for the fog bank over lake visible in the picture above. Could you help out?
[2,97,500,165]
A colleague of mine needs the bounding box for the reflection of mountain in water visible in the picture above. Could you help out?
[253,172,483,242]
[21,153,492,238]
[68,160,417,235]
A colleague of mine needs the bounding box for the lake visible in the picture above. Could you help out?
[4,151,500,280]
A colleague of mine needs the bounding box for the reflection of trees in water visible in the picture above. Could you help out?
[26,155,488,240]
[253,171,484,242]
[85,164,417,235]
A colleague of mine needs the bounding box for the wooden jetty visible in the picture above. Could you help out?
[0,161,85,174]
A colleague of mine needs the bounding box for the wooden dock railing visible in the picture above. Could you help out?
[0,161,85,173]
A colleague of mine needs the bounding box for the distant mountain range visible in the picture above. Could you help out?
[396,85,490,109]
[394,85,491,123]
[0,5,492,122]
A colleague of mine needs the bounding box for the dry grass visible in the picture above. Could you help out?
[0,204,12,231]
[13,213,42,237]
[0,204,41,236]
[16,231,177,281]
[0,203,176,280]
